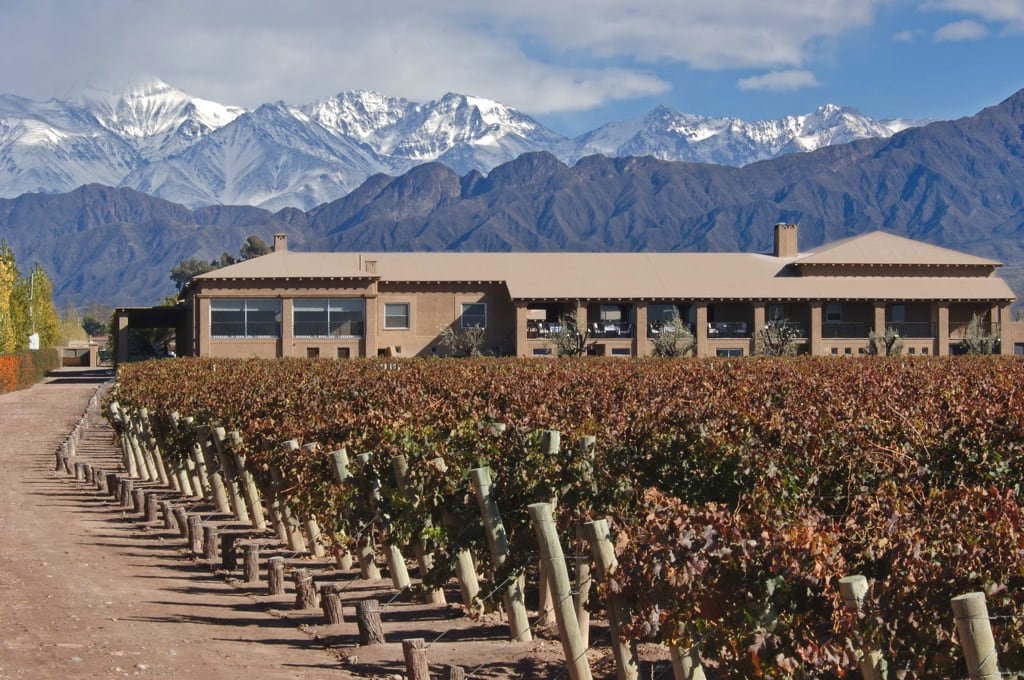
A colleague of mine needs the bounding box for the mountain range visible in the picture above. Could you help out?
[0,80,921,212]
[1,88,1021,311]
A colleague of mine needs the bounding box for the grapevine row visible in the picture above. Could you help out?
[111,356,1024,677]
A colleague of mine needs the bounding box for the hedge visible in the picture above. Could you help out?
[0,348,60,394]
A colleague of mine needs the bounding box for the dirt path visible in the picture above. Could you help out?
[0,368,345,680]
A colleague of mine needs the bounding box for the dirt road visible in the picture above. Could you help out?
[0,368,345,680]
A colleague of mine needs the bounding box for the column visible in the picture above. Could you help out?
[196,297,210,358]
[116,312,130,363]
[633,302,648,357]
[575,301,588,337]
[873,302,886,336]
[515,302,530,357]
[752,303,766,356]
[810,302,823,356]
[936,302,950,356]
[695,303,708,357]
[363,295,378,358]
[1000,302,1013,355]
[279,297,292,358]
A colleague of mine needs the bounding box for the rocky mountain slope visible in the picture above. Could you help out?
[1,89,1019,309]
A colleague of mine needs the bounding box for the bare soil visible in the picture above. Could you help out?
[0,368,666,680]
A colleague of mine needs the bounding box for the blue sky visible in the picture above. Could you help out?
[0,0,1021,136]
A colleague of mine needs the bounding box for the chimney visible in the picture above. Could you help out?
[774,223,798,258]
[273,233,288,252]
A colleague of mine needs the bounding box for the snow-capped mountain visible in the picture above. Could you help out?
[0,80,927,210]
[569,104,925,167]
[74,80,244,160]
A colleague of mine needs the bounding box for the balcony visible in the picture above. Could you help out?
[527,321,567,338]
[708,321,750,338]
[822,322,870,339]
[647,322,696,338]
[886,322,935,339]
[589,322,634,339]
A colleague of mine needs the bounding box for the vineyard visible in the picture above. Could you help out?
[108,356,1024,678]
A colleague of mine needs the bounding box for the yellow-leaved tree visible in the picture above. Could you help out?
[0,244,61,352]
[0,243,19,353]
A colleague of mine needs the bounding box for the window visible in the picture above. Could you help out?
[337,347,351,359]
[825,303,842,322]
[384,302,410,329]
[611,347,631,356]
[889,304,906,323]
[306,347,320,358]
[768,303,785,321]
[294,298,365,337]
[716,348,743,357]
[211,299,281,338]
[461,302,487,329]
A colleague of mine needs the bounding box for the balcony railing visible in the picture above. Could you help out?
[886,322,935,339]
[211,321,281,338]
[708,321,750,338]
[763,320,808,338]
[527,321,566,338]
[647,322,696,338]
[588,322,634,339]
[822,322,870,339]
[949,322,1000,339]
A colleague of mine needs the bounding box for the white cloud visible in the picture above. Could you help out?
[933,19,990,41]
[0,0,887,114]
[737,70,821,92]
[892,29,921,43]
[923,0,1024,33]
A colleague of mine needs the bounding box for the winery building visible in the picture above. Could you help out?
[164,225,1021,359]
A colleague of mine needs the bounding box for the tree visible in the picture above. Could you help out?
[240,235,271,260]
[866,327,904,356]
[0,242,18,352]
[437,324,487,357]
[82,314,107,337]
[170,258,216,291]
[169,235,271,292]
[958,313,999,355]
[754,317,800,356]
[651,309,695,357]
[546,310,591,356]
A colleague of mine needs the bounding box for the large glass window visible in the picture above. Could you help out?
[211,299,281,338]
[293,298,365,337]
[384,302,410,329]
[461,302,487,329]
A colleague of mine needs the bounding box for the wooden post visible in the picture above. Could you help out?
[144,492,160,523]
[392,454,445,605]
[273,443,308,552]
[356,535,382,580]
[172,506,189,538]
[187,514,203,554]
[268,556,285,595]
[106,473,119,499]
[840,575,884,680]
[574,436,596,646]
[74,461,85,481]
[293,568,319,610]
[160,500,175,530]
[221,534,238,571]
[536,430,561,628]
[119,478,133,507]
[228,430,267,530]
[585,519,639,680]
[321,584,345,624]
[131,487,146,514]
[244,544,261,583]
[443,665,466,680]
[93,468,107,493]
[470,467,531,642]
[670,646,707,680]
[329,448,354,570]
[299,442,327,558]
[952,592,1000,680]
[356,599,386,645]
[384,543,412,592]
[528,502,592,680]
[196,428,231,514]
[402,638,430,680]
[203,524,220,563]
[211,427,250,523]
